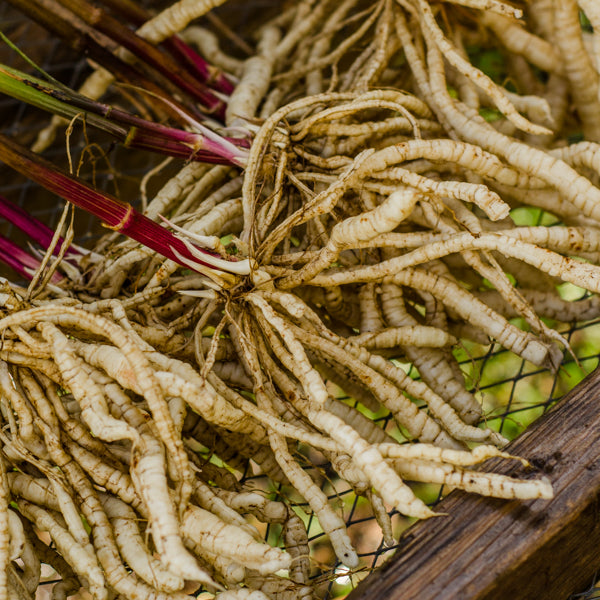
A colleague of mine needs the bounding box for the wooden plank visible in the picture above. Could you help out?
[347,366,600,600]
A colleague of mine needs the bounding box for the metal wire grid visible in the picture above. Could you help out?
[574,575,600,600]
[2,5,600,600]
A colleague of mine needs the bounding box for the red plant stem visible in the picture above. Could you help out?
[167,37,235,96]
[0,234,63,283]
[0,133,220,273]
[95,0,235,97]
[121,131,232,164]
[0,194,79,257]
[7,0,190,124]
[31,84,241,163]
[55,0,227,117]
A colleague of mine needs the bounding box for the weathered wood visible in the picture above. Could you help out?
[348,367,600,600]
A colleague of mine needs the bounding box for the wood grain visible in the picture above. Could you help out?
[348,367,600,600]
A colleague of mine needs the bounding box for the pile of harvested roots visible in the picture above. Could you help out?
[1,0,600,598]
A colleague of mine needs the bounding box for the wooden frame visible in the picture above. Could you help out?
[348,367,600,600]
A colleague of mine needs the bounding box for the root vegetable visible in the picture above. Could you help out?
[17,501,106,600]
[182,504,291,574]
[0,457,9,600]
[3,1,596,596]
[100,493,185,593]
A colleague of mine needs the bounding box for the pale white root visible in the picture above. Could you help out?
[6,510,24,562]
[7,473,60,512]
[145,162,211,220]
[137,0,231,44]
[304,267,555,367]
[184,540,246,586]
[0,306,193,507]
[376,443,521,466]
[479,11,563,75]
[391,458,553,499]
[181,504,291,574]
[226,26,281,128]
[100,493,185,593]
[443,0,522,17]
[415,0,550,136]
[193,479,261,540]
[578,1,600,76]
[39,322,141,445]
[253,294,457,447]
[0,457,9,600]
[265,424,359,568]
[131,434,216,586]
[213,490,288,524]
[17,500,107,600]
[214,589,270,599]
[553,0,600,141]
[65,440,140,508]
[49,479,96,561]
[245,572,315,600]
[247,293,329,405]
[367,488,395,547]
[293,320,504,445]
[379,282,482,424]
[265,290,502,443]
[282,512,310,585]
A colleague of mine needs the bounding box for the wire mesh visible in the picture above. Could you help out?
[2,4,600,600]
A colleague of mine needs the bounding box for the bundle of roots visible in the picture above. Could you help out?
[1,0,600,598]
